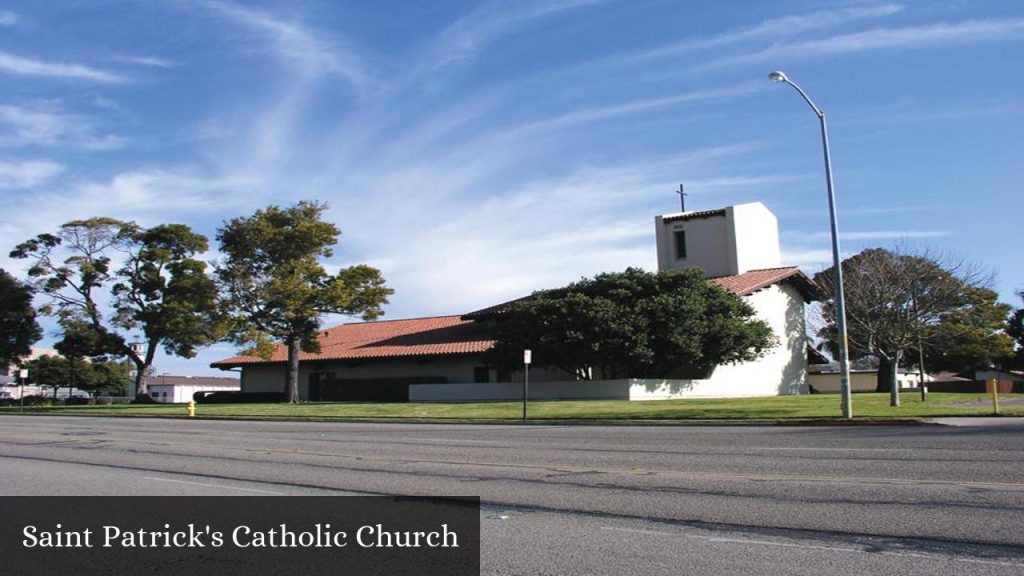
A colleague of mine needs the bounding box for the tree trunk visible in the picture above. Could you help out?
[285,336,301,403]
[876,355,894,393]
[889,351,902,407]
[133,361,148,398]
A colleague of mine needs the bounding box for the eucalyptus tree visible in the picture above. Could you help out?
[10,218,221,398]
[215,201,392,403]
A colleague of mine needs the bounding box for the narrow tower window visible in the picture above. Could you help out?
[674,229,687,259]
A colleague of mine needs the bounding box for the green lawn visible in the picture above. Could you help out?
[1,392,1019,422]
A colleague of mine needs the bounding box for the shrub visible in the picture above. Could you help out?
[197,391,285,404]
[64,397,95,405]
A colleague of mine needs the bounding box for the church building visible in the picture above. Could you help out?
[212,202,821,401]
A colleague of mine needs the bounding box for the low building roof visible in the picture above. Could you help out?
[147,375,240,387]
[211,316,493,368]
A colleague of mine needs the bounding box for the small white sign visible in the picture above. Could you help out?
[18,369,28,378]
[523,350,532,365]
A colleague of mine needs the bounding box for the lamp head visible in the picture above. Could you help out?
[768,71,788,83]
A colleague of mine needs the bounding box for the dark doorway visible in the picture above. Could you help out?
[308,373,323,401]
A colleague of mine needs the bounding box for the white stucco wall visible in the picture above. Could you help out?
[656,212,732,277]
[727,203,782,274]
[149,384,240,403]
[682,283,809,396]
[411,375,796,403]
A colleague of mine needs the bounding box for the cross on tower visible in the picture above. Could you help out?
[675,184,688,212]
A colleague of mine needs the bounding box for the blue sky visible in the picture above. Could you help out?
[1,0,1021,376]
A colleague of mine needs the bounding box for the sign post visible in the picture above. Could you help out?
[18,368,28,412]
[522,350,531,422]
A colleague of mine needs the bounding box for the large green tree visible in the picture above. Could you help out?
[1009,291,1024,369]
[923,286,1014,374]
[0,268,42,368]
[215,201,393,403]
[10,218,222,397]
[816,247,995,406]
[22,353,129,396]
[486,268,776,380]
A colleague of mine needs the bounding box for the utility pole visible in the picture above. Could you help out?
[917,333,927,402]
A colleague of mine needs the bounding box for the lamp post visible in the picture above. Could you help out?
[769,71,853,419]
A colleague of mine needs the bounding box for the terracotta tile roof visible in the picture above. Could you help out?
[211,316,494,368]
[709,266,822,300]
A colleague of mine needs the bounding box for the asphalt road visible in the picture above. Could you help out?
[1,415,1023,575]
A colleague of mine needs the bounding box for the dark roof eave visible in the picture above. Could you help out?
[661,209,727,223]
[210,349,492,369]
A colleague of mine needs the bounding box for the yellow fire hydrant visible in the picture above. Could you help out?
[187,400,196,417]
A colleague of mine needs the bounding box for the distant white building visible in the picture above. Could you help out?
[0,347,60,382]
[145,375,240,403]
[214,202,820,401]
[807,366,928,393]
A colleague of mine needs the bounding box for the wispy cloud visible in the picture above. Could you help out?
[791,230,953,241]
[0,160,64,188]
[781,205,946,219]
[426,0,609,70]
[788,18,1024,53]
[197,0,371,85]
[706,18,1024,68]
[576,4,905,70]
[113,55,178,69]
[324,144,762,317]
[0,166,255,272]
[0,104,126,149]
[781,248,837,271]
[0,10,18,26]
[0,51,126,83]
[525,83,765,133]
[70,168,256,218]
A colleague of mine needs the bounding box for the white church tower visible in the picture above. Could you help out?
[655,202,782,277]
[649,200,813,398]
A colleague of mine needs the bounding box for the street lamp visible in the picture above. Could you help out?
[769,70,853,419]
